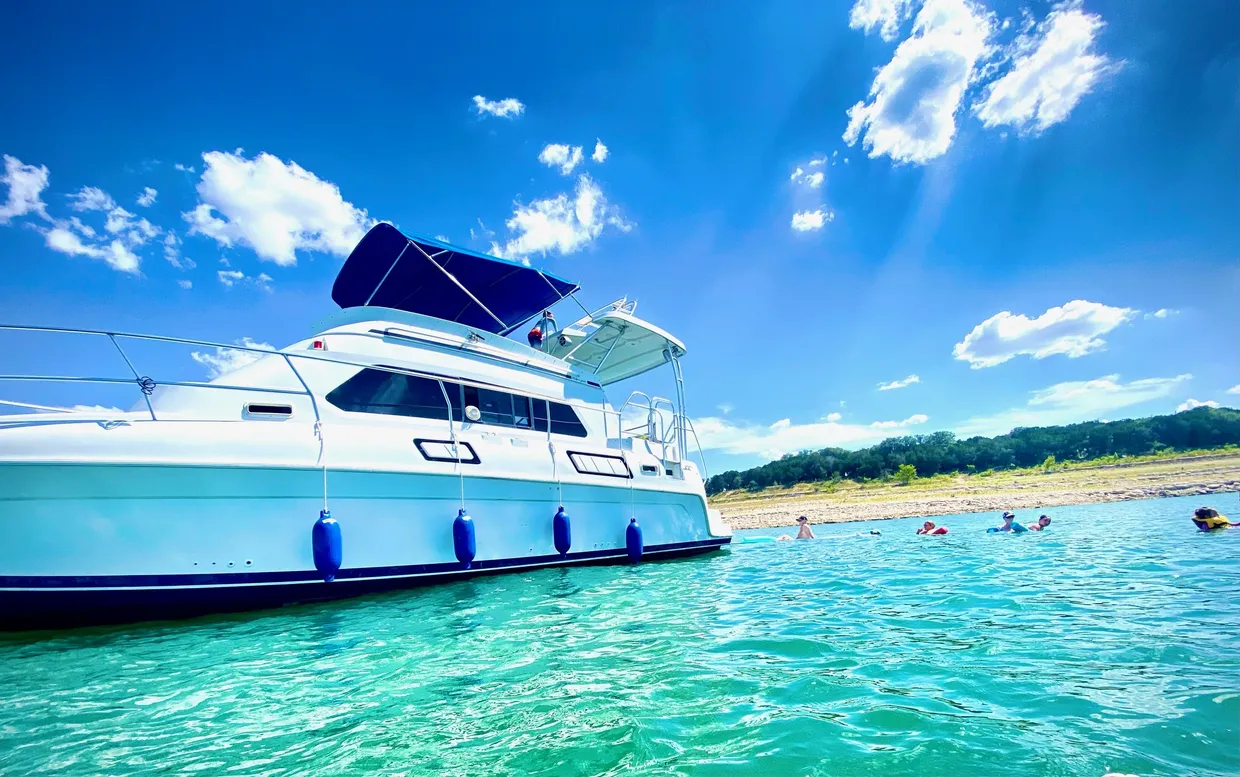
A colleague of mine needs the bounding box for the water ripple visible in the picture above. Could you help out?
[1,495,1238,776]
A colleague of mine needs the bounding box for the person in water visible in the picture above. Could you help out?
[1191,506,1238,531]
[1028,515,1052,531]
[777,516,816,541]
[987,511,1027,533]
[917,520,948,535]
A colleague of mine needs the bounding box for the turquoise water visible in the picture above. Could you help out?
[1,495,1237,776]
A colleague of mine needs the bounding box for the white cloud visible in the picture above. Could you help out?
[177,279,192,290]
[218,269,244,287]
[956,373,1192,437]
[0,155,50,224]
[592,139,609,163]
[191,337,275,379]
[717,403,734,415]
[878,374,921,391]
[104,206,134,234]
[162,231,195,270]
[67,216,96,238]
[43,226,140,273]
[953,299,1136,369]
[791,209,832,231]
[67,186,116,213]
[809,157,827,167]
[804,171,825,188]
[538,144,585,175]
[1145,308,1176,320]
[184,150,372,266]
[1227,385,1240,396]
[490,173,631,259]
[974,2,1114,132]
[849,0,915,42]
[844,0,994,164]
[472,95,525,118]
[790,167,805,181]
[136,186,158,207]
[216,268,272,292]
[1176,398,1219,413]
[870,413,929,429]
[695,410,930,459]
[174,163,196,173]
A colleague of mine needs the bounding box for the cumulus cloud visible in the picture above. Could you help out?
[805,171,825,188]
[174,163,196,173]
[177,279,192,290]
[953,300,1136,369]
[191,337,275,379]
[1145,308,1176,320]
[183,150,372,266]
[844,0,994,164]
[791,209,832,231]
[1176,398,1219,413]
[538,143,585,175]
[956,373,1192,437]
[161,231,194,270]
[43,227,140,273]
[490,173,631,259]
[472,95,525,118]
[216,268,273,291]
[1227,385,1240,396]
[0,155,50,224]
[870,413,930,429]
[592,139,609,163]
[878,374,920,391]
[67,185,116,213]
[849,0,915,42]
[694,410,930,459]
[974,2,1114,132]
[136,186,158,207]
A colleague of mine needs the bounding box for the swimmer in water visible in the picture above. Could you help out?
[916,520,948,535]
[987,511,1027,533]
[776,515,816,541]
[1191,506,1238,532]
[1027,515,1052,531]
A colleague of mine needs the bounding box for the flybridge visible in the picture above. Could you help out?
[331,224,580,337]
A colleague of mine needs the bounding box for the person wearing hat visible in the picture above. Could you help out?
[775,516,816,541]
[987,511,1027,533]
[1028,515,1052,531]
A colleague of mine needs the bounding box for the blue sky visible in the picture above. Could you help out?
[1,0,1237,473]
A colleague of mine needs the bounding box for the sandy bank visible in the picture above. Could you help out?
[711,454,1240,530]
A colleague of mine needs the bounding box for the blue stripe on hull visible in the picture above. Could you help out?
[0,539,729,631]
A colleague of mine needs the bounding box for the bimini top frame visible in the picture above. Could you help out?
[331,223,580,338]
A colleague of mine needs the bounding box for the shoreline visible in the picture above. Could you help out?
[710,453,1240,530]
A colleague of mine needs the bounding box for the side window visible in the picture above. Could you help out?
[326,368,461,421]
[550,401,589,438]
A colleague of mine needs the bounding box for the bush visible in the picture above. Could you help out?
[895,463,917,485]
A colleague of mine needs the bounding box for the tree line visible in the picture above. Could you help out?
[704,406,1240,496]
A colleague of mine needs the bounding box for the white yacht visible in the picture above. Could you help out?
[0,224,731,629]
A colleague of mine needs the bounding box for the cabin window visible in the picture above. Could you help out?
[531,398,589,438]
[326,367,587,437]
[326,369,462,421]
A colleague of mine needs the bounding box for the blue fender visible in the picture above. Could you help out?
[626,517,644,565]
[312,509,342,582]
[553,506,571,556]
[453,509,476,568]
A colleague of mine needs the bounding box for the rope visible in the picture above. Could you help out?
[314,420,328,513]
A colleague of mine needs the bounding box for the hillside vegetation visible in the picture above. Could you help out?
[706,406,1240,497]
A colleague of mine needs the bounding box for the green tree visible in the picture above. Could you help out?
[894,463,917,485]
[1041,454,1057,471]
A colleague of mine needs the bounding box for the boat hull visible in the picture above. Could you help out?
[0,540,727,630]
[0,461,728,630]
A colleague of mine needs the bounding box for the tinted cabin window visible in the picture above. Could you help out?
[327,368,586,437]
[326,369,461,421]
[532,398,589,438]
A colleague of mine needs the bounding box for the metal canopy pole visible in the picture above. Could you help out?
[409,240,509,331]
[364,242,411,306]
